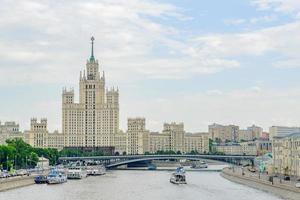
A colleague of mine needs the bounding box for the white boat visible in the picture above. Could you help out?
[191,161,208,169]
[87,165,106,176]
[170,167,187,184]
[67,167,87,179]
[47,169,67,184]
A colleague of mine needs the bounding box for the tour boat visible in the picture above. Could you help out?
[47,169,67,184]
[170,167,187,184]
[34,175,48,184]
[67,166,88,179]
[86,165,106,176]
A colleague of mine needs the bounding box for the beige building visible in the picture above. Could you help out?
[27,118,64,150]
[209,123,239,142]
[238,125,263,142]
[0,121,24,144]
[163,122,184,152]
[62,37,119,148]
[184,133,209,154]
[126,118,149,155]
[28,118,48,148]
[149,132,170,153]
[213,142,257,155]
[273,133,300,177]
[148,122,209,154]
[113,131,127,155]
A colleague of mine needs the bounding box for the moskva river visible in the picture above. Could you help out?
[0,170,281,200]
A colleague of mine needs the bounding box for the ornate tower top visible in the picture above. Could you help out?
[90,36,95,62]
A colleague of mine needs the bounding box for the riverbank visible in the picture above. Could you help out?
[221,168,300,200]
[0,176,34,192]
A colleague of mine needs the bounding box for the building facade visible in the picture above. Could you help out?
[62,37,119,148]
[184,132,209,154]
[0,121,24,145]
[213,142,257,156]
[148,122,209,154]
[27,118,64,150]
[126,118,149,155]
[273,133,300,177]
[209,123,239,142]
[238,125,263,142]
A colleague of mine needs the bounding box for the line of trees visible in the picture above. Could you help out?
[0,139,39,170]
[0,138,113,170]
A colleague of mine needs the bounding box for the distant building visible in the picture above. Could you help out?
[149,132,170,153]
[213,142,257,156]
[269,126,300,140]
[261,132,269,140]
[148,123,209,154]
[184,132,209,154]
[255,139,272,155]
[62,37,119,148]
[0,121,25,145]
[27,118,63,150]
[238,125,263,142]
[126,118,149,155]
[209,123,239,142]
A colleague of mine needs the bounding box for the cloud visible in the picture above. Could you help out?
[251,0,300,16]
[0,0,243,87]
[224,15,277,25]
[273,59,300,69]
[123,87,300,132]
[189,20,300,70]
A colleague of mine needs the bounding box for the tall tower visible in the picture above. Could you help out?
[62,37,119,148]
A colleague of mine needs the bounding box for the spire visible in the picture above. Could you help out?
[90,36,95,62]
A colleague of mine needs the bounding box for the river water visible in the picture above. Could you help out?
[0,170,282,200]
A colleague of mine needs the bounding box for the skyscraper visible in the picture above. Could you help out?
[62,37,119,148]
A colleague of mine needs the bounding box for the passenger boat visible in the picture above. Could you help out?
[47,169,67,184]
[191,161,208,169]
[67,166,87,179]
[86,165,106,176]
[170,167,187,184]
[34,175,48,184]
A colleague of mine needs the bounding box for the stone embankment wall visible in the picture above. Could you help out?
[0,176,34,192]
[221,168,300,200]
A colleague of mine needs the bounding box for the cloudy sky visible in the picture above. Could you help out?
[1,0,300,133]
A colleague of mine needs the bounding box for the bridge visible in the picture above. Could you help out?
[58,154,256,169]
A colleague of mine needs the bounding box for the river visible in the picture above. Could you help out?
[0,170,282,200]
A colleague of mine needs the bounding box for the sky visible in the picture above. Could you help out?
[1,0,300,133]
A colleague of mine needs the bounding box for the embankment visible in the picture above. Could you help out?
[0,176,34,192]
[221,169,300,200]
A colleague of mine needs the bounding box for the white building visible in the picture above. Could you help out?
[269,126,300,140]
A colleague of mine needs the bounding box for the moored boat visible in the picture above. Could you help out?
[86,165,106,176]
[67,166,87,179]
[47,169,67,184]
[34,175,48,184]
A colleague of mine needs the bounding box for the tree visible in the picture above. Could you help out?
[209,139,213,153]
